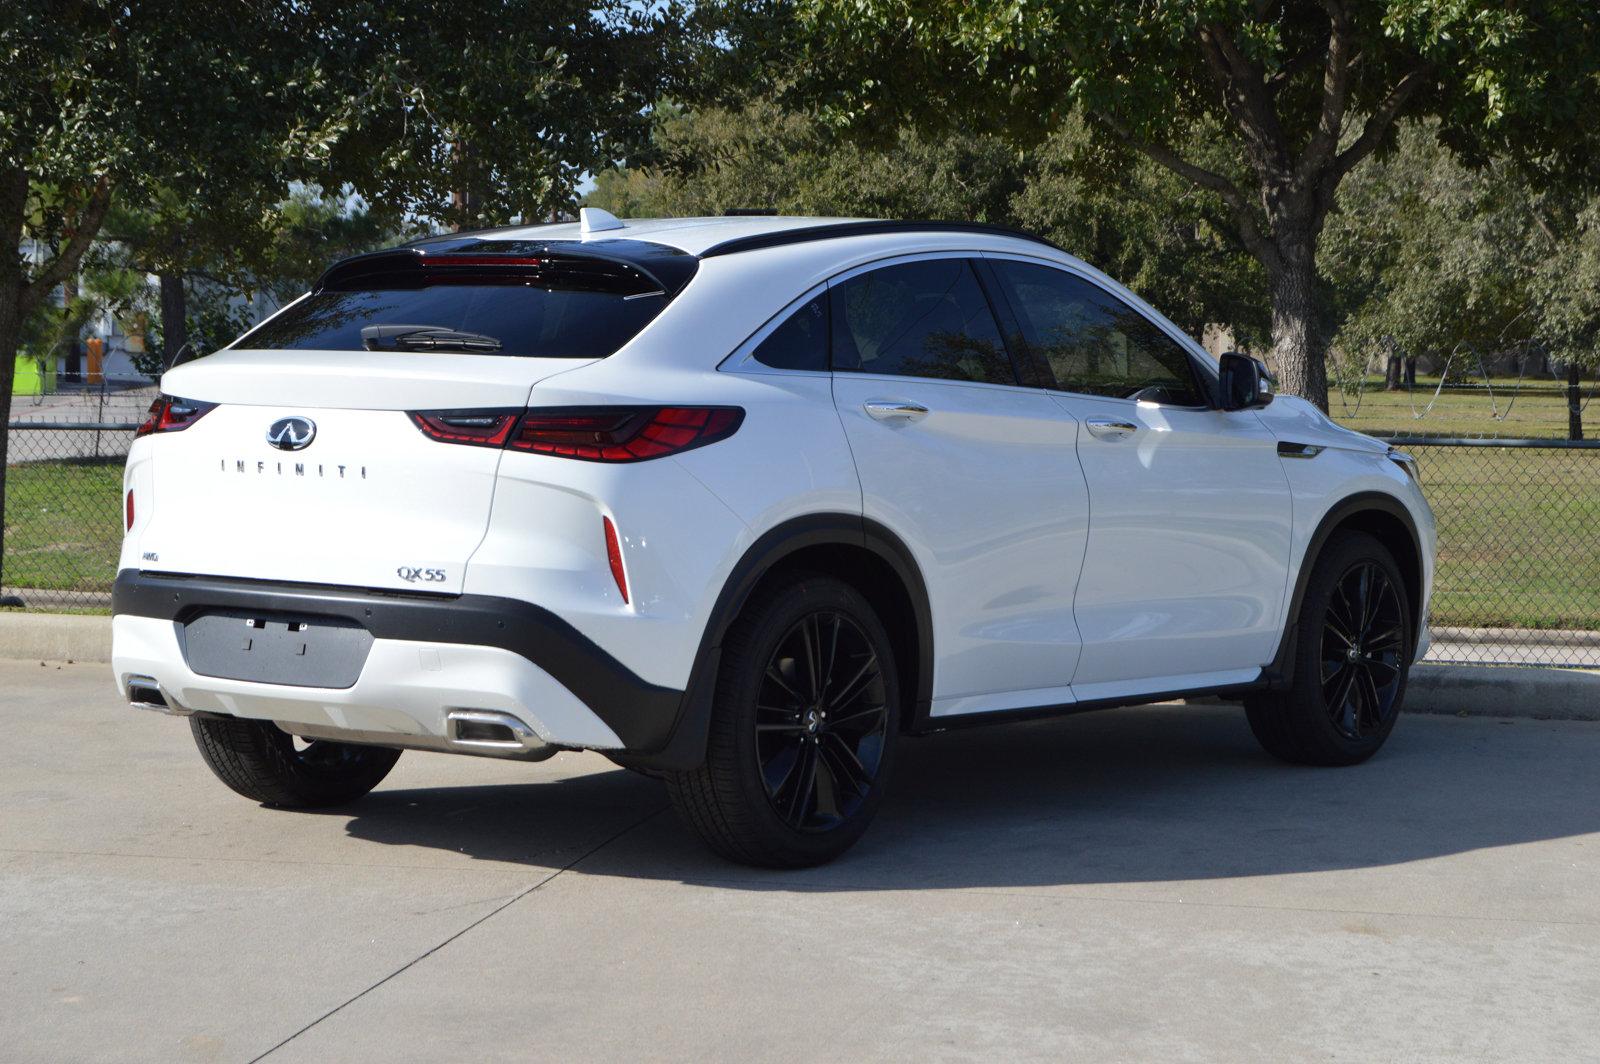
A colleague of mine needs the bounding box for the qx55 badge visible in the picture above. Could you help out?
[266,416,316,451]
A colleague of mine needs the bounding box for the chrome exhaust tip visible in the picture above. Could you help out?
[126,676,190,716]
[445,709,551,760]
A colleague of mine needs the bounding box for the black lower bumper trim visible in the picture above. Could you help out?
[111,569,685,752]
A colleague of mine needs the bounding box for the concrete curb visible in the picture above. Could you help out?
[0,615,1595,721]
[1405,663,1600,721]
[0,613,113,664]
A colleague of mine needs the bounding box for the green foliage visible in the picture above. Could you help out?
[588,104,1266,342]
[310,0,689,229]
[703,0,1600,405]
[1326,123,1600,368]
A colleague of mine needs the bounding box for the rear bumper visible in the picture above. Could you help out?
[110,570,686,753]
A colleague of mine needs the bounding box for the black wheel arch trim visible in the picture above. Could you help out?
[1262,490,1425,690]
[621,513,936,772]
[110,569,683,751]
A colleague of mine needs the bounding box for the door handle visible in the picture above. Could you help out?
[1084,417,1139,440]
[864,400,929,422]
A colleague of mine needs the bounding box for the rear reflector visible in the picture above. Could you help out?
[125,489,134,531]
[409,406,743,462]
[603,516,628,603]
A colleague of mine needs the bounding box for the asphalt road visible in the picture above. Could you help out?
[4,660,1599,1063]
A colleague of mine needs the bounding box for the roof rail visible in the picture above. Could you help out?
[699,220,1062,258]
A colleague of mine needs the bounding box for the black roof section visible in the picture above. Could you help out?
[698,220,1063,259]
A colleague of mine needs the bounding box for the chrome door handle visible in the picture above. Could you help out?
[864,400,929,422]
[1084,417,1139,440]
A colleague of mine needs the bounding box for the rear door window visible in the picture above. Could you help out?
[830,259,1018,385]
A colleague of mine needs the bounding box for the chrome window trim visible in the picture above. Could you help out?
[978,250,1219,410]
[718,280,833,376]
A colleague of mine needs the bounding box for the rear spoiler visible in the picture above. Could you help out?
[315,240,698,297]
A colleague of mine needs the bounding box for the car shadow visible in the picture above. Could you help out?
[336,703,1600,891]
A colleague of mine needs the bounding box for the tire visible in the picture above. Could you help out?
[1245,531,1413,766]
[665,572,901,868]
[190,715,402,808]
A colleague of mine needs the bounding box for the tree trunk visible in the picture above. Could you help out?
[1568,361,1585,442]
[159,271,187,367]
[1266,244,1330,411]
[0,279,20,600]
[1385,353,1402,390]
[1404,357,1418,387]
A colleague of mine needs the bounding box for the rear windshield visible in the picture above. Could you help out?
[234,285,670,359]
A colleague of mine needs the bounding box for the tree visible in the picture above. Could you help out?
[589,103,1267,342]
[709,0,1600,409]
[1324,121,1600,437]
[2,0,688,592]
[314,0,687,230]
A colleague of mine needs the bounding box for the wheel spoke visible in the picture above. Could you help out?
[1364,625,1404,653]
[1365,656,1401,680]
[826,702,887,731]
[782,742,819,824]
[1356,666,1386,730]
[798,619,821,702]
[826,653,880,712]
[1355,565,1375,635]
[756,722,806,733]
[1324,663,1356,714]
[764,664,806,704]
[824,614,843,700]
[821,733,873,797]
[1331,576,1361,639]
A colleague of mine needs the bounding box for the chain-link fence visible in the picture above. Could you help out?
[4,422,1598,666]
[3,422,136,609]
[1382,436,1600,668]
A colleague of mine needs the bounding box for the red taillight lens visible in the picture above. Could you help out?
[511,406,742,461]
[602,515,628,603]
[135,395,217,437]
[408,410,519,447]
[125,489,134,531]
[409,406,743,462]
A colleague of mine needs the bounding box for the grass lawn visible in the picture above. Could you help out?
[3,460,124,592]
[1330,376,1590,439]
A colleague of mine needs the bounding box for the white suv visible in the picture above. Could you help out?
[112,212,1435,866]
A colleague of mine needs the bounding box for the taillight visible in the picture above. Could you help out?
[409,406,743,462]
[135,395,217,436]
[125,489,134,531]
[409,410,519,447]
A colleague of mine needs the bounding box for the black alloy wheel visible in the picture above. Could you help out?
[1244,530,1412,767]
[1319,560,1406,741]
[754,610,890,832]
[664,572,902,867]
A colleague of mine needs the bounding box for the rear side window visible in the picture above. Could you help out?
[830,259,1017,385]
[990,260,1204,405]
[752,292,829,371]
[236,286,668,360]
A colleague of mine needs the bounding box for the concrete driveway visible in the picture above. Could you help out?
[3,660,1598,1063]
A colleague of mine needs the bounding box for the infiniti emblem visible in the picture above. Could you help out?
[267,416,316,451]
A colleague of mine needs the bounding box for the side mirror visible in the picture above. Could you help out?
[1218,351,1275,410]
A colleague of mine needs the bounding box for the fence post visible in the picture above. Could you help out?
[1569,362,1585,442]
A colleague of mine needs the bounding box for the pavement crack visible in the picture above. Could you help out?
[246,805,667,1064]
